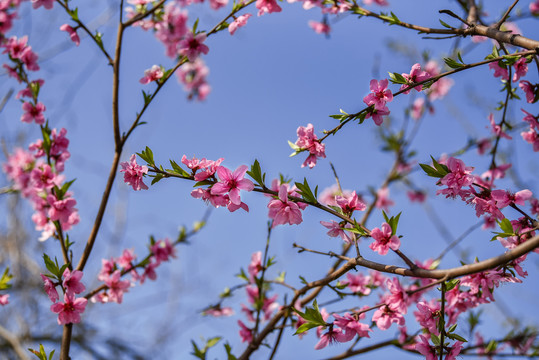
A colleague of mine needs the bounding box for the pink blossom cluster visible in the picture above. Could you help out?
[228,14,252,35]
[434,157,534,227]
[59,24,80,46]
[237,252,280,343]
[125,2,213,100]
[267,180,307,227]
[1,35,40,79]
[363,79,393,125]
[320,191,365,242]
[520,109,539,152]
[92,240,176,304]
[185,155,254,212]
[0,0,22,37]
[176,58,211,100]
[120,154,149,191]
[314,310,372,349]
[41,269,87,325]
[294,123,326,168]
[519,80,538,104]
[410,61,453,121]
[139,64,164,84]
[3,128,79,241]
[400,63,430,94]
[369,222,400,255]
[489,57,528,83]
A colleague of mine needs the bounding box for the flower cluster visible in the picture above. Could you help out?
[4,130,79,241]
[520,109,539,152]
[294,123,326,168]
[267,180,307,227]
[92,240,176,304]
[363,79,393,125]
[184,155,254,212]
[120,154,149,191]
[41,269,87,325]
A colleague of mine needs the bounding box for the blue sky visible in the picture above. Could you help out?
[1,0,538,359]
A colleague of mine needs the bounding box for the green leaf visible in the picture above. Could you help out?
[70,8,79,21]
[43,254,60,278]
[142,90,152,105]
[447,323,457,333]
[150,173,164,185]
[388,72,407,84]
[206,337,222,349]
[294,178,317,204]
[288,140,300,152]
[224,343,237,360]
[246,159,266,188]
[439,19,452,28]
[0,268,12,291]
[446,332,468,342]
[443,57,464,69]
[236,268,249,282]
[445,279,460,291]
[193,18,200,33]
[294,322,320,335]
[430,333,440,346]
[169,160,190,177]
[419,163,442,178]
[485,339,497,353]
[137,146,155,166]
[498,218,514,234]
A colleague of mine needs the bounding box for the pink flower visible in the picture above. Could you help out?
[414,300,440,334]
[477,138,492,155]
[375,187,394,211]
[60,24,80,46]
[209,0,228,10]
[103,270,131,304]
[0,294,9,306]
[179,32,209,62]
[116,248,136,269]
[363,79,393,110]
[62,268,85,295]
[204,306,234,317]
[308,20,330,35]
[415,334,437,360]
[50,293,87,325]
[268,185,303,226]
[488,113,511,140]
[365,105,390,126]
[489,61,509,81]
[400,63,430,94]
[315,327,349,349]
[211,165,254,205]
[385,278,408,314]
[335,191,366,214]
[150,238,177,263]
[491,189,532,208]
[371,305,404,330]
[411,97,425,120]
[139,65,164,84]
[341,272,371,295]
[512,57,528,82]
[295,123,326,168]
[320,220,353,243]
[363,0,388,5]
[3,36,28,59]
[369,222,400,255]
[437,157,474,199]
[255,0,282,16]
[519,81,536,103]
[41,274,59,303]
[120,154,148,191]
[446,341,464,360]
[229,14,252,35]
[31,0,54,9]
[97,258,115,282]
[238,320,253,343]
[333,312,371,338]
[521,129,539,151]
[47,193,78,226]
[20,101,46,124]
[531,0,539,14]
[21,47,40,71]
[248,251,263,280]
[407,190,426,203]
[424,60,453,100]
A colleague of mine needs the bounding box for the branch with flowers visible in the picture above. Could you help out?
[1,0,539,359]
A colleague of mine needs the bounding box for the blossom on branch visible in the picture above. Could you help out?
[120,154,148,191]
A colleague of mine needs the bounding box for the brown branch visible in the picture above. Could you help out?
[0,324,29,360]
